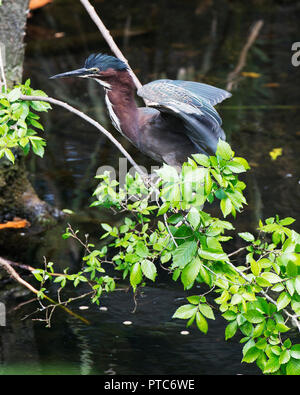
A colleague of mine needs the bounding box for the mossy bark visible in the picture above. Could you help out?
[0,0,60,229]
[0,0,29,87]
[0,153,59,226]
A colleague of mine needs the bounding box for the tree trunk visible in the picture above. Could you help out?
[0,0,60,237]
[0,0,29,87]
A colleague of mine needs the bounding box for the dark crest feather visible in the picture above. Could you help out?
[84,53,128,71]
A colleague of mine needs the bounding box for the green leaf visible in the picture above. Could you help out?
[172,268,181,282]
[286,279,295,296]
[255,338,267,350]
[253,322,265,338]
[250,259,261,277]
[181,256,201,289]
[226,161,247,173]
[290,345,300,359]
[198,248,228,262]
[198,303,215,320]
[30,139,45,157]
[220,198,232,218]
[276,292,291,311]
[53,276,66,287]
[196,311,208,334]
[231,294,243,305]
[279,217,295,226]
[167,213,184,224]
[244,310,265,324]
[256,276,272,287]
[4,148,15,163]
[157,201,170,216]
[222,310,237,321]
[198,262,211,285]
[286,358,300,375]
[30,100,51,112]
[32,270,44,282]
[233,157,250,170]
[187,295,200,305]
[210,169,225,188]
[7,87,21,102]
[264,356,280,374]
[242,347,261,363]
[187,207,200,230]
[270,346,281,356]
[225,320,238,340]
[295,276,300,296]
[276,322,290,333]
[130,262,143,291]
[238,232,255,242]
[216,139,233,160]
[135,241,149,258]
[286,261,298,278]
[172,240,197,268]
[161,252,172,264]
[215,188,227,200]
[30,118,44,130]
[187,295,201,305]
[172,304,197,319]
[141,259,157,281]
[261,272,282,284]
[204,169,213,195]
[32,89,48,97]
[291,301,300,315]
[279,350,291,365]
[101,223,112,232]
[284,339,292,348]
[240,321,253,337]
[192,153,210,167]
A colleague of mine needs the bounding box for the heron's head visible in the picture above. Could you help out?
[50,53,129,89]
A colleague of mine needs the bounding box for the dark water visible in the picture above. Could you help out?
[1,0,300,375]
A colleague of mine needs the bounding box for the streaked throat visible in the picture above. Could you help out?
[104,93,122,134]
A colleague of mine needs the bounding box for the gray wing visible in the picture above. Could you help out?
[137,79,231,155]
[167,80,232,107]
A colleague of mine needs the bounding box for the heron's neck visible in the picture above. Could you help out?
[104,75,140,145]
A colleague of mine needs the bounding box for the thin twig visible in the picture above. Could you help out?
[163,213,178,247]
[228,246,247,257]
[8,256,74,278]
[226,20,264,91]
[0,256,90,325]
[20,94,148,180]
[80,0,143,92]
[225,257,300,332]
[0,46,7,92]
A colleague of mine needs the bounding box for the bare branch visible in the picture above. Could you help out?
[0,45,7,92]
[0,256,90,325]
[80,0,143,92]
[20,94,148,180]
[226,20,264,91]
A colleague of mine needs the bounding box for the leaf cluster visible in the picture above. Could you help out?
[0,80,51,162]
[32,140,299,375]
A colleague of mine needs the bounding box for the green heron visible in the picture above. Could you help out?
[50,53,231,166]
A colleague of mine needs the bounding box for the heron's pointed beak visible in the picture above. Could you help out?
[50,68,90,79]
